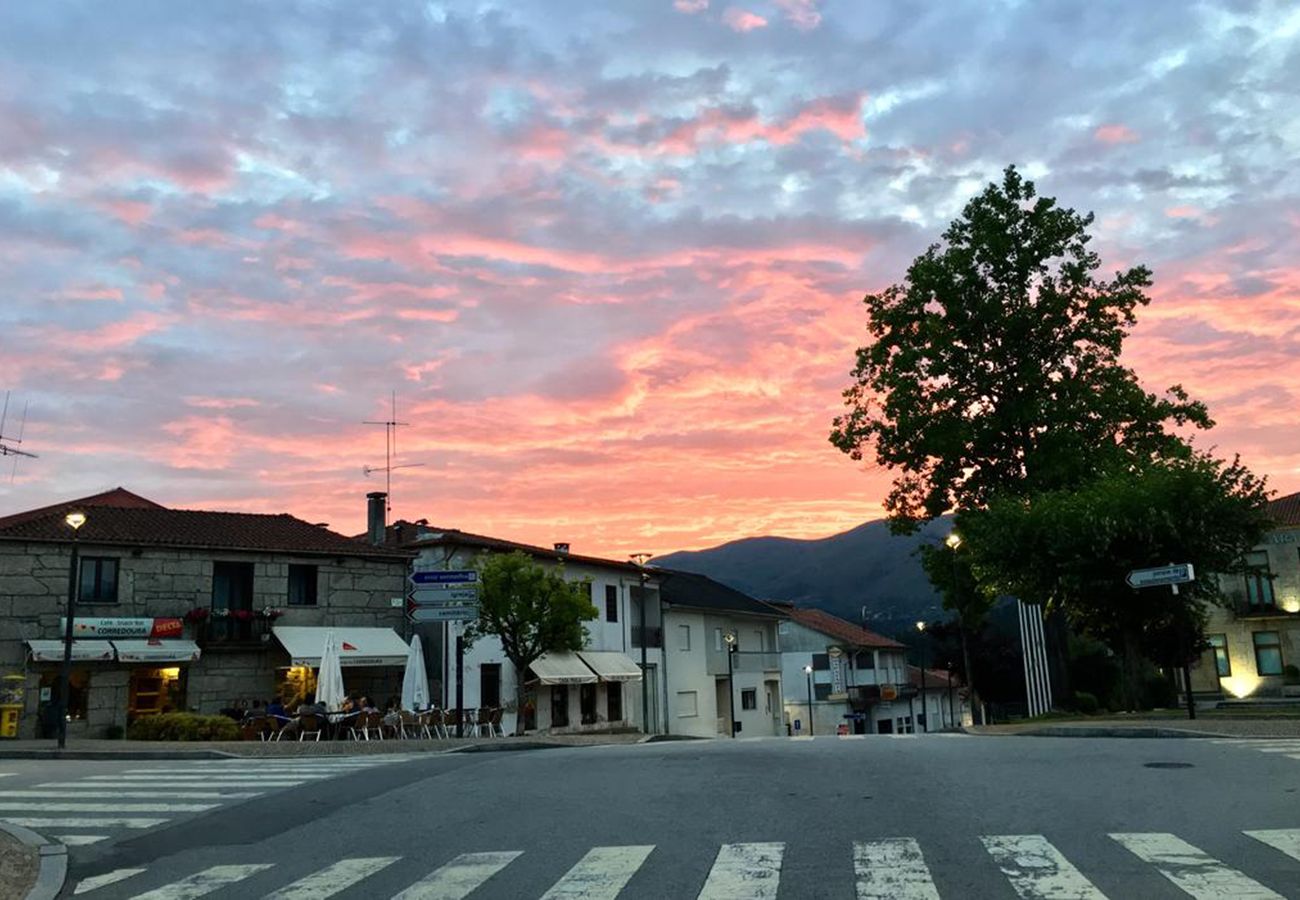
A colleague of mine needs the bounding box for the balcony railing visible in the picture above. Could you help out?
[706,650,782,676]
[195,615,274,649]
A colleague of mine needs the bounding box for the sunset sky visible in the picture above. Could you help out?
[1,2,1297,558]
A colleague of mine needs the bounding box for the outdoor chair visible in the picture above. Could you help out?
[462,708,480,737]
[397,709,425,739]
[488,707,504,737]
[297,713,325,742]
[349,710,385,741]
[445,708,462,736]
[425,708,448,739]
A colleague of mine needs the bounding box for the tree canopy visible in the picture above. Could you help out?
[830,166,1211,532]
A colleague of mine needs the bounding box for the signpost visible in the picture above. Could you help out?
[408,570,481,738]
[1128,563,1198,720]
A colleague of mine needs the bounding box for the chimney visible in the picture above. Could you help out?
[366,492,387,545]
[554,542,570,555]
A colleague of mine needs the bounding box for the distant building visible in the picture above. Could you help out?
[0,488,411,738]
[776,606,969,734]
[1190,490,1300,702]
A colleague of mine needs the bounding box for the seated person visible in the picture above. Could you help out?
[266,696,286,718]
[278,693,326,738]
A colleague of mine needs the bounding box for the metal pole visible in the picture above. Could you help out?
[727,645,736,738]
[455,631,464,738]
[806,669,814,736]
[57,530,80,750]
[639,576,649,734]
[919,643,928,733]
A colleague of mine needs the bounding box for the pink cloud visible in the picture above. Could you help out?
[722,7,768,31]
[775,0,821,30]
[1094,124,1139,144]
[674,0,708,12]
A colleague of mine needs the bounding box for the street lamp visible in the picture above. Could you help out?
[724,630,738,738]
[629,553,653,735]
[803,664,814,736]
[58,510,87,750]
[916,620,928,733]
[945,531,979,725]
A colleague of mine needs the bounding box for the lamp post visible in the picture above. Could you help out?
[58,510,87,750]
[946,531,980,725]
[915,620,928,733]
[630,553,653,735]
[803,664,814,736]
[723,630,737,738]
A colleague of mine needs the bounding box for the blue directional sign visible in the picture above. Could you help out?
[410,570,478,586]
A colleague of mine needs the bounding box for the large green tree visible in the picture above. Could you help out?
[958,455,1271,709]
[463,551,597,735]
[830,166,1210,532]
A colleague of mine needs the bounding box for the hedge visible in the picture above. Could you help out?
[127,712,241,742]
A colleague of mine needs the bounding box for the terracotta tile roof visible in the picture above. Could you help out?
[908,665,962,689]
[0,495,409,559]
[781,606,904,649]
[0,487,163,529]
[393,522,644,573]
[1270,490,1300,528]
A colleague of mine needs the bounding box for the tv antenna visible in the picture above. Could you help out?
[0,392,37,483]
[363,390,424,513]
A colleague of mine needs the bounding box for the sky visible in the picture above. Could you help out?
[1,1,1298,559]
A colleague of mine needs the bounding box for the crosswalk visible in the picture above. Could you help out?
[0,755,424,848]
[71,828,1300,898]
[1209,737,1300,763]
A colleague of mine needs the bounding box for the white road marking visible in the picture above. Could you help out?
[0,773,13,778]
[540,845,655,899]
[130,864,274,900]
[697,842,784,900]
[74,868,147,894]
[123,766,381,774]
[0,816,168,828]
[982,834,1107,899]
[839,734,866,740]
[1110,832,1283,899]
[1245,829,1300,862]
[85,774,329,782]
[391,851,522,900]
[0,791,260,800]
[789,736,814,742]
[264,857,399,900]
[53,835,109,846]
[50,781,307,789]
[0,802,216,813]
[853,838,940,900]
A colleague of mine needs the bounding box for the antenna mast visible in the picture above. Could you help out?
[363,390,424,513]
[0,392,36,482]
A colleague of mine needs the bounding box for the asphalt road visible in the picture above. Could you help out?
[13,733,1300,898]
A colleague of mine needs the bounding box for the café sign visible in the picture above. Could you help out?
[58,617,183,639]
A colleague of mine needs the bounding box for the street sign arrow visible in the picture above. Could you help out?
[410,605,479,623]
[410,570,477,586]
[1126,563,1195,590]
[410,587,480,605]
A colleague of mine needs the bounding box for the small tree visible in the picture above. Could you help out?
[463,551,597,736]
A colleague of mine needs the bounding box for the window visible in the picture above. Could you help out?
[1254,631,1283,676]
[580,683,598,724]
[551,685,570,727]
[212,561,255,610]
[287,564,317,606]
[678,624,692,651]
[1244,551,1276,608]
[741,689,757,710]
[811,653,830,671]
[480,664,501,708]
[78,557,118,604]
[606,683,623,722]
[1207,634,1231,677]
[676,690,699,717]
[814,683,831,700]
[856,651,875,669]
[714,628,723,652]
[604,584,618,622]
[753,630,765,652]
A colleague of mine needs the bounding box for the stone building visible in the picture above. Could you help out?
[0,488,410,738]
[1190,489,1300,702]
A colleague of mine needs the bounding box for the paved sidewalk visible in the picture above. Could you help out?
[970,716,1300,739]
[0,732,649,759]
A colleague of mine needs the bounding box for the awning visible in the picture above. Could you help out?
[112,640,202,663]
[272,626,410,668]
[577,651,643,682]
[529,651,597,685]
[25,640,114,663]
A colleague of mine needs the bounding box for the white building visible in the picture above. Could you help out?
[776,606,969,735]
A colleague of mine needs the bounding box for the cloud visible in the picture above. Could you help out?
[774,0,822,30]
[674,0,709,12]
[722,7,768,31]
[1094,124,1140,144]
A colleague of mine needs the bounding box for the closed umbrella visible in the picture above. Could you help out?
[401,635,429,711]
[316,629,346,711]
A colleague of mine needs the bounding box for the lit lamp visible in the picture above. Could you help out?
[916,620,928,733]
[57,510,87,750]
[724,630,738,738]
[803,663,814,736]
[629,553,653,735]
[945,532,962,549]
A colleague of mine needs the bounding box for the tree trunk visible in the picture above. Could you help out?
[513,665,529,737]
[1121,628,1142,712]
[959,620,980,725]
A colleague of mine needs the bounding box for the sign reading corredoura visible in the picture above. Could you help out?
[58,617,183,638]
[1125,564,1195,590]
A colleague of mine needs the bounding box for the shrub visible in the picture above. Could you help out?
[1072,691,1099,714]
[127,713,240,742]
[103,724,124,740]
[1141,674,1177,709]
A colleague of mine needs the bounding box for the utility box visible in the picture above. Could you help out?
[0,675,24,738]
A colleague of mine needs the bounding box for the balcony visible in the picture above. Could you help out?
[1233,600,1300,620]
[193,614,275,650]
[706,650,782,676]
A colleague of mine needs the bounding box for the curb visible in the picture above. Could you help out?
[0,749,238,760]
[0,820,66,900]
[963,725,1228,739]
[447,740,560,754]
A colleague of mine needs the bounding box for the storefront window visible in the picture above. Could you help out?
[606,684,623,722]
[128,667,186,720]
[551,685,569,727]
[580,683,598,724]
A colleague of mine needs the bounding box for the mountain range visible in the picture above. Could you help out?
[658,516,954,638]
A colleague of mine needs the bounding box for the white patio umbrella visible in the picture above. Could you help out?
[401,635,430,711]
[316,629,346,710]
